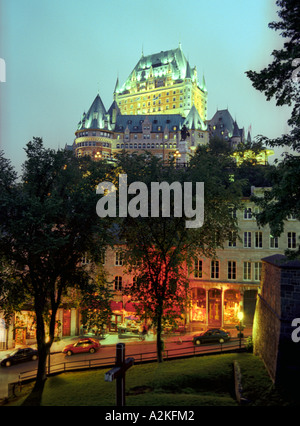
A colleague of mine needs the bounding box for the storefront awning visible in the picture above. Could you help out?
[110,301,123,311]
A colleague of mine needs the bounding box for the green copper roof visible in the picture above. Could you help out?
[77,94,110,130]
[118,46,199,92]
[183,105,207,130]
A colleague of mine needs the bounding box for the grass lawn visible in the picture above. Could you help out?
[6,352,300,406]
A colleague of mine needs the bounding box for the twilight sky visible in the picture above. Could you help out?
[0,0,292,174]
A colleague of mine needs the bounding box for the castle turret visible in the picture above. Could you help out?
[74,93,113,161]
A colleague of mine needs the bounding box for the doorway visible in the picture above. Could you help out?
[208,289,222,326]
[62,309,71,336]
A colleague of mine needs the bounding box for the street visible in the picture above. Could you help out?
[0,335,243,400]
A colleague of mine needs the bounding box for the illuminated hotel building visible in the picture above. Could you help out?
[73,45,210,163]
[114,44,208,120]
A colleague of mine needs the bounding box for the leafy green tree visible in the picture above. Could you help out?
[246,0,300,254]
[0,138,111,392]
[80,268,112,335]
[107,144,242,362]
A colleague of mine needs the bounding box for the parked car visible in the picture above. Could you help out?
[193,328,231,346]
[0,347,38,367]
[62,338,100,356]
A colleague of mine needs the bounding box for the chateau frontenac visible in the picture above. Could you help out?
[2,46,298,349]
[70,45,273,165]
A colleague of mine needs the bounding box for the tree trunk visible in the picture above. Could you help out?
[33,302,50,391]
[34,342,48,391]
[34,304,58,391]
[156,310,163,363]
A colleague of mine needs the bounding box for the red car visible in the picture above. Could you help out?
[62,338,100,356]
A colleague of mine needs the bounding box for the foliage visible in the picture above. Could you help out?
[246,0,300,255]
[233,160,275,196]
[245,336,253,353]
[0,138,112,388]
[246,0,300,153]
[105,142,243,362]
[80,267,112,334]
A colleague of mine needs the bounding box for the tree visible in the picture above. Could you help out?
[246,0,300,253]
[0,138,112,393]
[80,267,112,335]
[106,145,242,362]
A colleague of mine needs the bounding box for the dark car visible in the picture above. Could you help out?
[0,347,38,367]
[62,338,100,356]
[193,328,231,346]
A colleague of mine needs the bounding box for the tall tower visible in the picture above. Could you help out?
[74,94,113,160]
[114,45,208,121]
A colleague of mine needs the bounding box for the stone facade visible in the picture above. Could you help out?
[253,254,300,384]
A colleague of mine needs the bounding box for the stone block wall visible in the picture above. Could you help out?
[253,254,300,384]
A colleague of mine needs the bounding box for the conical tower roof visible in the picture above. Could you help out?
[232,120,241,138]
[183,105,206,130]
[77,94,107,130]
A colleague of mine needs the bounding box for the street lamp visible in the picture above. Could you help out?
[174,150,181,164]
[237,311,244,349]
[94,151,102,160]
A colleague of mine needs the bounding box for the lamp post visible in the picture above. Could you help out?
[174,150,181,165]
[237,311,244,349]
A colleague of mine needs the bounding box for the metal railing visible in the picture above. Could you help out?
[17,338,245,385]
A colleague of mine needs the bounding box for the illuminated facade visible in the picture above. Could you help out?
[101,187,300,331]
[73,45,209,163]
[114,44,208,120]
[72,46,275,165]
[209,109,274,163]
[74,94,209,163]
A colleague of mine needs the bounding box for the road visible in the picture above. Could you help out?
[0,337,243,400]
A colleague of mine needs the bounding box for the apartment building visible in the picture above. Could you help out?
[99,188,300,332]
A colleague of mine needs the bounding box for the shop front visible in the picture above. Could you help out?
[109,301,123,332]
[190,287,206,324]
[208,288,222,326]
[118,301,144,335]
[223,289,242,325]
[14,311,37,345]
[190,285,243,329]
